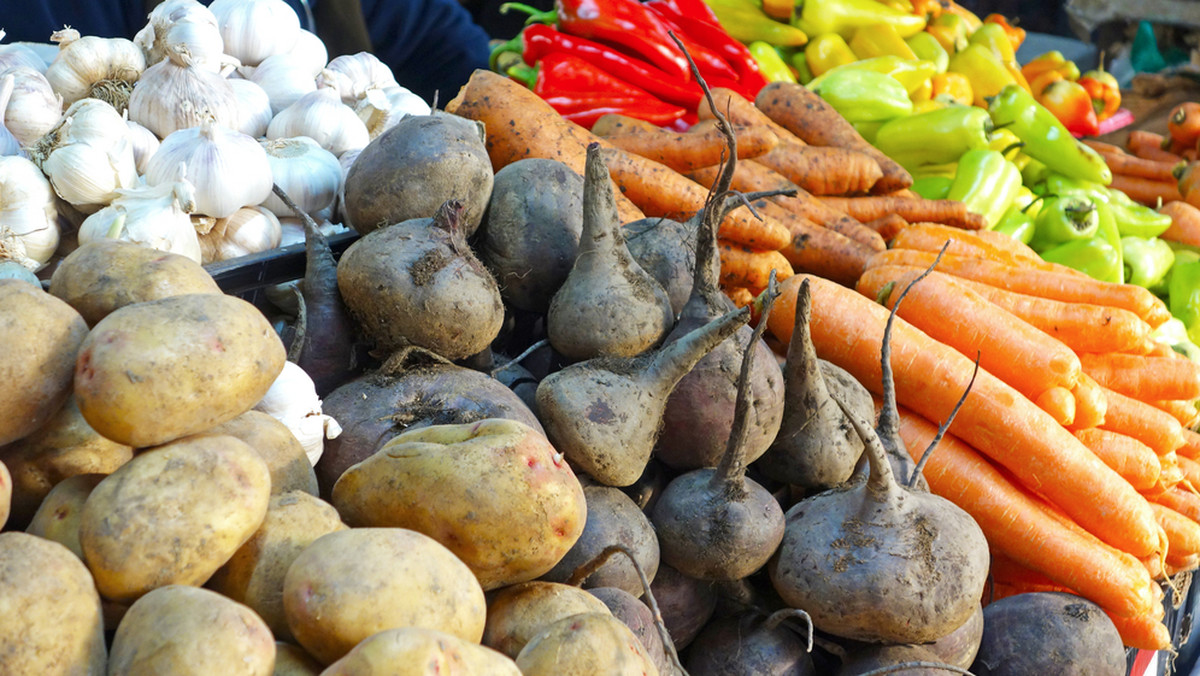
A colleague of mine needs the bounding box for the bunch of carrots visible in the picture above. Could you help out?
[764,224,1200,650]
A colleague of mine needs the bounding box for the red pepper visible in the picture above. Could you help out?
[650,0,720,25]
[501,0,692,81]
[645,0,769,97]
[1038,79,1100,137]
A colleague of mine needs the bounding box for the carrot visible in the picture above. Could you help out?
[1155,483,1200,524]
[1082,139,1128,156]
[1158,200,1200,248]
[888,222,1067,272]
[754,81,913,193]
[599,121,780,173]
[717,239,794,290]
[866,248,1174,328]
[1036,386,1076,426]
[819,196,986,230]
[1069,372,1109,431]
[894,406,1158,618]
[771,273,1165,557]
[443,69,646,223]
[752,143,884,196]
[596,147,792,250]
[856,267,1084,397]
[1177,429,1200,462]
[1176,455,1200,495]
[766,202,874,286]
[1079,351,1200,402]
[1151,501,1200,568]
[1089,148,1180,182]
[1127,130,1182,163]
[1152,399,1200,428]
[1168,102,1200,148]
[696,87,795,144]
[1106,602,1173,650]
[722,285,754,309]
[1098,385,1187,457]
[1074,428,1162,492]
[864,213,909,240]
[1108,173,1183,206]
[1149,452,1186,497]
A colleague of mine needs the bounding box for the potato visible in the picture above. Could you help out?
[78,434,271,603]
[0,280,89,447]
[0,532,107,675]
[108,585,274,676]
[0,458,9,530]
[26,473,106,559]
[74,292,286,448]
[0,395,132,528]
[322,627,522,675]
[483,581,612,658]
[48,240,221,327]
[282,527,487,665]
[207,491,347,642]
[515,612,659,675]
[331,418,586,590]
[274,642,323,675]
[202,410,318,496]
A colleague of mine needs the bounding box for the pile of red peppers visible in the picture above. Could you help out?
[491,0,770,128]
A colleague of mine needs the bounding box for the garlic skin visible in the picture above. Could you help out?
[28,98,138,210]
[316,53,398,106]
[0,30,48,73]
[287,29,328,79]
[127,43,240,139]
[254,360,342,466]
[44,28,145,112]
[245,52,316,115]
[260,136,341,217]
[78,178,200,262]
[229,78,272,137]
[145,118,273,218]
[0,74,21,156]
[267,87,368,158]
[1,67,62,147]
[134,0,224,69]
[198,204,281,263]
[210,0,301,67]
[124,117,160,174]
[0,155,60,270]
[355,85,431,140]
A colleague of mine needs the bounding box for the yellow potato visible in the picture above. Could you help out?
[0,532,107,674]
[0,280,89,447]
[48,239,221,327]
[282,527,486,665]
[73,292,286,448]
[515,612,659,675]
[79,434,271,603]
[322,627,522,675]
[26,473,106,559]
[273,642,323,675]
[331,418,586,590]
[207,491,347,641]
[108,585,274,676]
[202,410,318,496]
[483,581,612,658]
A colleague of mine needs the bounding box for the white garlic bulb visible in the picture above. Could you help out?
[1,67,62,147]
[44,28,145,112]
[355,85,431,139]
[0,30,48,73]
[78,177,201,262]
[286,29,328,79]
[254,360,341,466]
[229,78,272,137]
[260,136,340,217]
[28,98,138,210]
[0,155,60,270]
[209,0,301,67]
[134,0,224,69]
[124,116,160,174]
[278,215,346,247]
[0,74,20,157]
[316,53,398,105]
[127,43,240,139]
[245,52,316,115]
[198,204,281,263]
[145,117,273,218]
[267,87,368,158]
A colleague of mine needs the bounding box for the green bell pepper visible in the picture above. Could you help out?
[1029,196,1099,252]
[987,84,1113,186]
[1041,237,1123,285]
[911,175,953,200]
[1121,236,1175,289]
[811,68,913,123]
[1169,250,1200,346]
[1109,201,1174,238]
[994,204,1036,244]
[872,104,993,169]
[946,148,1022,229]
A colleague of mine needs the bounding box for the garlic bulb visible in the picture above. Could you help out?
[198,204,280,263]
[124,117,160,174]
[209,0,301,67]
[128,42,240,139]
[78,177,200,262]
[267,87,368,158]
[278,216,346,247]
[145,117,272,218]
[1,67,62,147]
[0,30,47,73]
[44,28,145,112]
[134,0,224,69]
[316,53,398,105]
[28,98,138,210]
[229,78,271,137]
[260,136,340,217]
[286,29,328,79]
[0,75,20,157]
[254,360,342,466]
[0,155,60,270]
[245,52,316,115]
[355,85,431,139]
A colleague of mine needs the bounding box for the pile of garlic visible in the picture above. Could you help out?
[0,0,431,272]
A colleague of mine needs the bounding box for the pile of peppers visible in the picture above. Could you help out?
[489,0,771,128]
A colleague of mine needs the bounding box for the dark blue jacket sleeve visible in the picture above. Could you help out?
[0,0,147,42]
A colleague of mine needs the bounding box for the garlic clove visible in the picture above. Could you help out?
[266,87,368,159]
[260,136,341,217]
[44,28,146,113]
[209,0,301,68]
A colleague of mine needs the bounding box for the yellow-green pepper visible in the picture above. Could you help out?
[967,22,1031,91]
[806,55,938,94]
[849,23,918,60]
[946,148,1022,229]
[811,68,913,123]
[873,104,993,169]
[805,33,857,76]
[791,0,927,39]
[948,43,1016,107]
[988,85,1113,186]
[905,31,949,73]
[748,42,798,83]
[1122,236,1175,289]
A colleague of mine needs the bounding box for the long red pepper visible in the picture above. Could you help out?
[646,0,769,96]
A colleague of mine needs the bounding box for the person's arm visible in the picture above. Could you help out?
[1,0,147,42]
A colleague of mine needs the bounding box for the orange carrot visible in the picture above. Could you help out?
[1168,102,1200,148]
[1079,351,1200,402]
[1074,428,1162,492]
[864,213,910,240]
[752,144,884,196]
[1151,501,1200,568]
[1152,399,1200,428]
[888,222,1068,272]
[1159,200,1200,248]
[1082,139,1127,156]
[1177,429,1200,462]
[1109,173,1183,206]
[1036,386,1076,426]
[754,81,912,193]
[1176,455,1200,496]
[1150,452,1186,496]
[1090,148,1179,182]
[857,267,1083,397]
[1106,602,1173,650]
[1128,130,1182,163]
[1069,372,1109,430]
[866,249,1174,328]
[444,69,646,223]
[1098,385,1187,457]
[696,87,795,144]
[599,121,780,173]
[770,273,1165,557]
[768,203,874,286]
[894,406,1157,617]
[717,239,793,290]
[1156,483,1200,523]
[819,196,986,230]
[723,285,754,309]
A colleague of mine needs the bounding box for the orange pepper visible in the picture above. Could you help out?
[930,71,973,106]
[1028,68,1066,98]
[984,13,1026,52]
[1021,50,1080,85]
[911,0,943,21]
[1038,79,1100,137]
[1078,64,1121,121]
[939,0,982,32]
